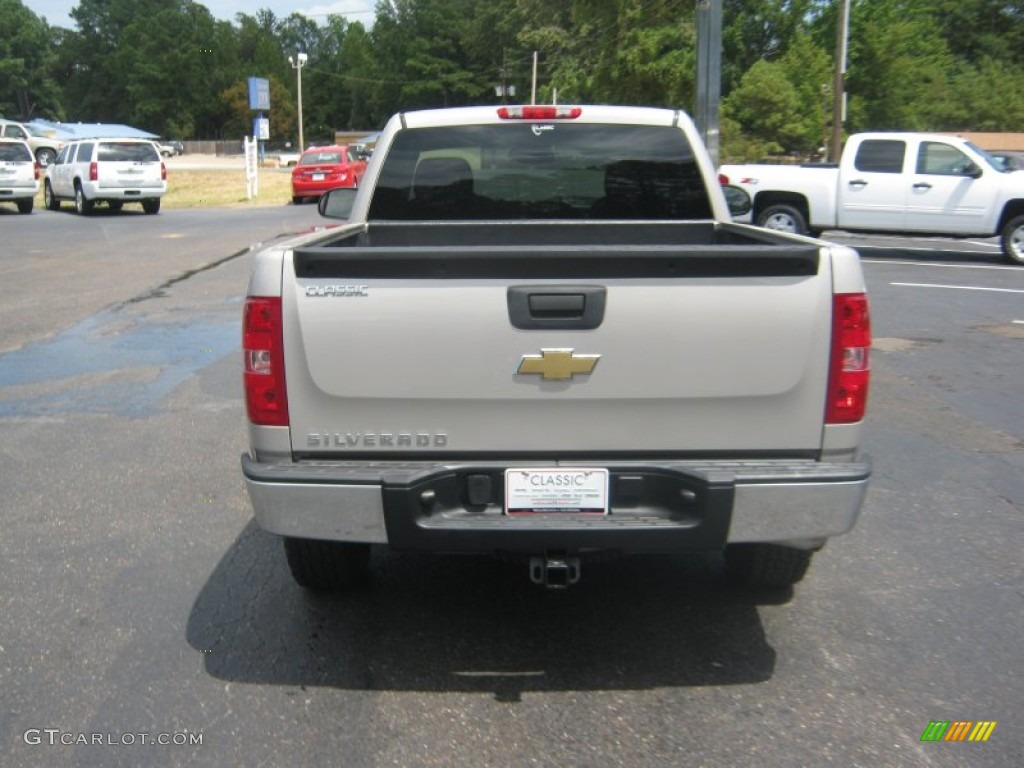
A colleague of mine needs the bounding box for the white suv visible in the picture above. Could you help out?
[0,119,64,168]
[45,138,167,215]
[0,139,39,214]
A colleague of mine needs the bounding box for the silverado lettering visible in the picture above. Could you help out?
[306,432,448,448]
[241,104,872,592]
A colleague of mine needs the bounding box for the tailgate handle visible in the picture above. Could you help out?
[528,293,585,317]
[508,285,606,330]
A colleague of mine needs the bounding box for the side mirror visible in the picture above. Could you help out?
[963,162,983,179]
[722,184,752,217]
[318,187,358,219]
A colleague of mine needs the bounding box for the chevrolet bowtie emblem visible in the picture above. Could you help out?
[516,348,601,381]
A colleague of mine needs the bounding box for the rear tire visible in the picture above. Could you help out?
[1000,214,1024,265]
[724,543,815,588]
[283,537,371,592]
[756,203,809,235]
[17,198,33,214]
[44,181,60,211]
[292,195,304,205]
[74,183,93,215]
[142,198,160,214]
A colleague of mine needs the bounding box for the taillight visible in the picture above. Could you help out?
[34,163,40,181]
[498,106,582,120]
[243,297,289,426]
[718,173,729,185]
[89,162,98,181]
[826,293,871,424]
[161,162,167,181]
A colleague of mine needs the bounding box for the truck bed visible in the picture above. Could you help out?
[294,221,821,279]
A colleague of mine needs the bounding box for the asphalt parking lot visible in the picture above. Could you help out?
[1,211,1021,767]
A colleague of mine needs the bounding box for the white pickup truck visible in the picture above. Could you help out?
[241,104,872,591]
[719,132,1024,264]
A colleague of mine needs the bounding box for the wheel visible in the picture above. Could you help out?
[142,198,160,214]
[724,543,815,588]
[36,147,56,168]
[17,198,33,214]
[292,195,304,205]
[283,537,371,592]
[756,203,809,235]
[44,181,60,211]
[1000,214,1024,265]
[73,183,93,215]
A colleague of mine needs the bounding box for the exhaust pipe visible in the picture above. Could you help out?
[529,554,581,589]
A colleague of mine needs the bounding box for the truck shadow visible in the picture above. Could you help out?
[186,522,780,698]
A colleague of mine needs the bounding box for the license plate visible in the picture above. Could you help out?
[505,468,609,515]
[312,173,325,181]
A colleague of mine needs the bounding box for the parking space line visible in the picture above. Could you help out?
[890,282,1024,294]
[862,259,1021,271]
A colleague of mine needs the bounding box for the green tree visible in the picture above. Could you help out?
[723,59,805,156]
[844,1,954,131]
[937,58,1024,131]
[722,0,822,93]
[932,0,1024,67]
[776,33,832,154]
[110,2,239,137]
[59,0,168,122]
[0,0,64,118]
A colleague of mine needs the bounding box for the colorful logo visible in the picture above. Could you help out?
[921,721,997,742]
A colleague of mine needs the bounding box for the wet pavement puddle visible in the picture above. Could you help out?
[0,305,240,418]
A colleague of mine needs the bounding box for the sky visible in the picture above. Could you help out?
[23,0,377,29]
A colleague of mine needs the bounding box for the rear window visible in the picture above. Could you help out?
[0,143,32,162]
[299,150,345,165]
[98,142,159,162]
[368,123,712,220]
[853,140,906,173]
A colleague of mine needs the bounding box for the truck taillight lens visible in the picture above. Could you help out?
[498,106,582,120]
[826,293,871,424]
[34,163,40,180]
[243,297,289,426]
[90,162,98,181]
[161,162,167,181]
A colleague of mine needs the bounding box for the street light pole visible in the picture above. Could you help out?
[288,52,308,153]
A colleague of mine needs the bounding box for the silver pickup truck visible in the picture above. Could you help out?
[241,105,872,591]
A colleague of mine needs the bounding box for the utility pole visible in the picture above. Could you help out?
[695,0,722,165]
[501,49,509,104]
[830,0,851,162]
[531,51,538,104]
[289,52,308,152]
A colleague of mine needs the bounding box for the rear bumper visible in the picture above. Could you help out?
[0,183,37,199]
[88,182,166,200]
[242,455,871,553]
[291,179,356,197]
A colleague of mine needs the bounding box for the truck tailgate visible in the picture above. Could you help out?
[284,243,831,456]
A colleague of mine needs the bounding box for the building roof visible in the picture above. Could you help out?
[27,119,159,141]
[945,132,1024,151]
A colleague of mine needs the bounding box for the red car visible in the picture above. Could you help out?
[290,145,367,204]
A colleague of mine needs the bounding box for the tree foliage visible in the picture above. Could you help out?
[2,0,1022,156]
